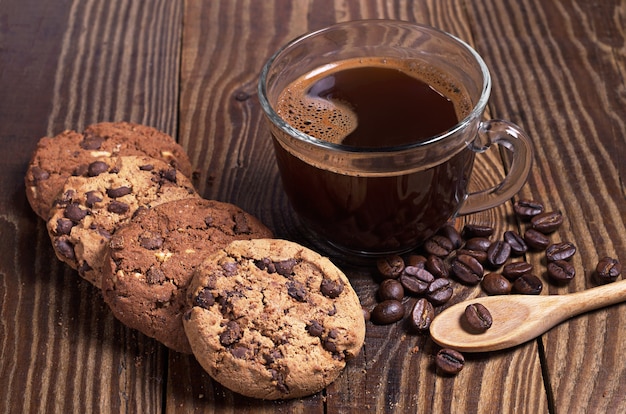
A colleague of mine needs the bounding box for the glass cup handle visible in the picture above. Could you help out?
[458,119,534,215]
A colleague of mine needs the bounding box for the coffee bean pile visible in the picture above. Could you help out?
[365,199,622,375]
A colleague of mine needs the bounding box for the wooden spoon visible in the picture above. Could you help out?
[429,279,626,352]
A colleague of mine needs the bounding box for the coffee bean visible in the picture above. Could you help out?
[451,254,484,285]
[547,260,576,282]
[371,300,405,325]
[546,242,576,262]
[378,279,405,301]
[514,199,544,220]
[377,255,405,279]
[464,237,491,252]
[594,256,622,284]
[405,254,427,268]
[408,298,435,332]
[456,248,488,264]
[462,224,494,239]
[423,235,454,257]
[435,348,465,375]
[531,211,563,234]
[486,241,511,268]
[399,266,434,295]
[524,228,550,250]
[502,261,534,281]
[503,230,527,256]
[464,303,493,332]
[426,255,449,278]
[481,272,512,295]
[513,273,543,295]
[426,278,453,305]
[439,224,463,249]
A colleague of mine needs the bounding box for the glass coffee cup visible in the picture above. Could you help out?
[258,20,533,257]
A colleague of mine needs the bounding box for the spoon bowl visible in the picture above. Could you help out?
[429,278,626,352]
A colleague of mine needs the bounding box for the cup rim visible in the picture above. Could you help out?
[258,19,492,154]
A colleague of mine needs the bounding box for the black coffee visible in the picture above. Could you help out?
[281,63,458,147]
[273,58,473,253]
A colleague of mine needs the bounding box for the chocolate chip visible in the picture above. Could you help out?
[55,218,74,235]
[80,135,104,150]
[162,168,177,182]
[271,368,289,393]
[87,161,109,176]
[219,321,242,346]
[194,287,215,309]
[146,267,166,284]
[139,164,154,171]
[320,278,344,298]
[306,320,324,337]
[31,166,49,182]
[55,238,75,260]
[287,280,307,302]
[254,257,276,273]
[64,203,88,222]
[106,186,132,198]
[221,261,239,276]
[107,200,130,214]
[85,190,103,208]
[139,234,163,250]
[233,212,251,234]
[274,259,298,277]
[230,344,249,358]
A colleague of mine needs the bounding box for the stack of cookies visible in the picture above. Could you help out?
[25,122,365,400]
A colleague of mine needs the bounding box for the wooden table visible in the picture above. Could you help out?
[1,1,625,412]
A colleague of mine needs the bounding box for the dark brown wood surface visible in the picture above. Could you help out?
[1,1,624,413]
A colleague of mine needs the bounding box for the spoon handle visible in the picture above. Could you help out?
[558,278,626,318]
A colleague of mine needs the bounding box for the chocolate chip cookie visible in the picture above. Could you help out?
[183,239,365,399]
[47,155,198,288]
[25,122,193,219]
[101,198,273,354]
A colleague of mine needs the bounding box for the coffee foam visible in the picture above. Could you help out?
[276,57,471,145]
[276,90,357,144]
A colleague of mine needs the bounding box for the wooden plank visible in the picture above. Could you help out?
[0,0,182,412]
[467,0,626,412]
[176,1,548,412]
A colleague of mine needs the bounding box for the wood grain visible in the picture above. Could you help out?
[1,0,624,412]
[0,0,181,413]
[467,0,626,412]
